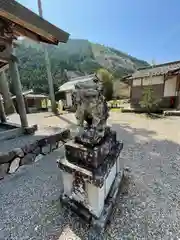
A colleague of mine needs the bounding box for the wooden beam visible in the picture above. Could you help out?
[0,10,57,44]
[8,44,28,128]
[0,49,18,63]
[13,24,40,43]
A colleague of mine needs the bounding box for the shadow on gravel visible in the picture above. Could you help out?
[2,122,180,240]
[55,123,180,240]
[144,113,165,119]
[56,114,76,126]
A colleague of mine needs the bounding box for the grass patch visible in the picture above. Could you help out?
[110,108,122,112]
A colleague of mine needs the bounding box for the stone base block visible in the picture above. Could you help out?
[60,171,124,237]
[58,142,123,218]
[65,130,117,169]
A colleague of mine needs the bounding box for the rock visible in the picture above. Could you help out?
[20,153,36,165]
[41,144,51,155]
[24,124,38,134]
[0,163,9,179]
[38,138,48,147]
[22,142,38,154]
[35,154,43,162]
[13,148,24,158]
[54,129,70,142]
[0,151,16,164]
[8,157,20,174]
[32,147,41,155]
[51,142,57,151]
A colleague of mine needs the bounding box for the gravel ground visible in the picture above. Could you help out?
[1,112,180,239]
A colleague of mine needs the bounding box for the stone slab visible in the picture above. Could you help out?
[0,128,70,153]
[0,127,23,141]
[0,128,70,177]
[0,123,37,141]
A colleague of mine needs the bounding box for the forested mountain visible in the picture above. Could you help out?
[10,38,149,94]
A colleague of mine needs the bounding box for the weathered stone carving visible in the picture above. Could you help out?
[71,172,89,205]
[73,75,109,146]
[58,75,124,237]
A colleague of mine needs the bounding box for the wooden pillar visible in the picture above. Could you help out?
[23,96,29,113]
[38,0,57,114]
[0,94,6,123]
[0,71,15,114]
[8,45,28,128]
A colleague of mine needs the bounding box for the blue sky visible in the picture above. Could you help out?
[18,0,180,64]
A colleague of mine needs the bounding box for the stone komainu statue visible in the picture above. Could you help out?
[73,75,109,145]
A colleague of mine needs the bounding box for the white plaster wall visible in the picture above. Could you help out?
[132,79,141,86]
[66,92,73,106]
[142,76,164,86]
[164,76,177,97]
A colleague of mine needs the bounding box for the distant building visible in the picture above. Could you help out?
[56,74,97,109]
[126,61,180,109]
[11,90,48,113]
[25,93,48,113]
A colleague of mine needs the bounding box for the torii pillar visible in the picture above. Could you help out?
[0,71,15,114]
[0,94,6,123]
[8,43,28,129]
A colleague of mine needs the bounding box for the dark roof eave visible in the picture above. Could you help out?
[0,0,70,45]
[131,60,180,79]
[130,70,180,80]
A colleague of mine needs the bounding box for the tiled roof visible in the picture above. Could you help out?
[11,89,33,99]
[58,74,97,92]
[26,94,48,99]
[129,60,180,79]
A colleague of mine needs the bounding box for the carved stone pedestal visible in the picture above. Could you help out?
[57,129,124,237]
[57,75,124,238]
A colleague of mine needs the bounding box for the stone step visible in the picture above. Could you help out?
[0,128,70,180]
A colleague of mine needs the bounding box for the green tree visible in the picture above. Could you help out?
[97,68,113,101]
[9,39,149,96]
[139,86,160,113]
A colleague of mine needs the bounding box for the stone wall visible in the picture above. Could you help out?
[0,129,70,180]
